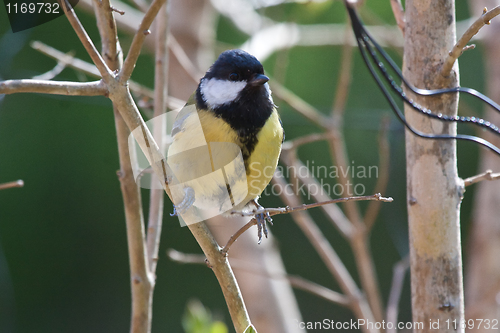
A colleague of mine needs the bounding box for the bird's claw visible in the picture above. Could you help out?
[170,187,195,216]
[256,211,273,244]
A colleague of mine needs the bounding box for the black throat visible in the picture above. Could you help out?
[196,85,275,162]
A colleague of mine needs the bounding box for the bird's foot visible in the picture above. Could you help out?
[170,187,195,216]
[255,210,273,244]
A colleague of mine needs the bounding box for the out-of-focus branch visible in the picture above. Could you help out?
[223,192,392,255]
[287,276,351,307]
[279,149,354,239]
[463,169,500,187]
[390,0,405,35]
[58,0,113,80]
[0,79,107,96]
[30,41,185,110]
[119,0,167,83]
[146,1,169,274]
[441,5,500,76]
[331,29,353,118]
[270,80,330,129]
[0,180,24,191]
[272,173,378,333]
[364,116,391,231]
[326,26,384,322]
[32,57,69,80]
[168,249,350,307]
[92,0,154,332]
[386,256,410,333]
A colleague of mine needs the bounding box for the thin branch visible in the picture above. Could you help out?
[279,150,354,239]
[58,0,113,80]
[271,174,378,333]
[129,0,149,13]
[31,41,102,77]
[331,27,354,118]
[0,79,107,96]
[364,116,391,230]
[168,249,351,307]
[223,193,392,255]
[146,0,169,274]
[441,5,500,76]
[169,35,203,83]
[282,133,330,151]
[386,256,410,333]
[269,79,331,129]
[326,25,385,322]
[167,248,206,264]
[463,169,500,187]
[93,0,120,66]
[110,6,125,15]
[31,41,185,109]
[288,275,351,307]
[92,0,153,332]
[32,58,69,80]
[389,0,405,36]
[119,0,167,83]
[0,180,24,191]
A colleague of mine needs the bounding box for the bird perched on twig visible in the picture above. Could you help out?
[167,49,284,243]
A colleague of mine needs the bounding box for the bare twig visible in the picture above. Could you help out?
[31,41,101,77]
[167,248,206,264]
[0,79,107,96]
[282,133,330,151]
[129,0,149,13]
[111,6,125,15]
[272,174,378,333]
[364,116,391,230]
[119,0,167,83]
[0,180,24,191]
[91,0,153,332]
[288,275,351,307]
[326,26,385,322]
[463,169,500,187]
[168,35,203,83]
[441,5,500,76]
[58,0,113,80]
[146,1,169,274]
[390,0,405,36]
[331,27,353,118]
[386,256,410,333]
[279,151,354,238]
[168,248,351,307]
[93,0,120,66]
[222,193,392,255]
[269,80,330,128]
[30,41,185,109]
[32,58,69,80]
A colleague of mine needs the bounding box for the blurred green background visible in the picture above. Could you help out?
[0,0,486,332]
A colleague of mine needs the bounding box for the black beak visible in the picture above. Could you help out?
[249,74,269,86]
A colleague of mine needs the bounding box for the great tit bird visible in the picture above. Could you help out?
[167,49,283,242]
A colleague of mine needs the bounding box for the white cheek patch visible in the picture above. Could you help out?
[264,82,274,103]
[200,78,247,109]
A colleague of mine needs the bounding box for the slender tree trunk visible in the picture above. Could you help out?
[465,0,500,329]
[403,1,465,331]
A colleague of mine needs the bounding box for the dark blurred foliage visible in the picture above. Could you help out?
[0,0,486,332]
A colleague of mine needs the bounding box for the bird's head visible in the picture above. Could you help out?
[197,49,272,110]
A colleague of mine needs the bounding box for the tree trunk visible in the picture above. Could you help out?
[403,0,465,331]
[465,0,500,330]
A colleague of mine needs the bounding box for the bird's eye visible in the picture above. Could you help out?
[229,73,239,81]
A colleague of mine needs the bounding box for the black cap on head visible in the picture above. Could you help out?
[204,49,265,83]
